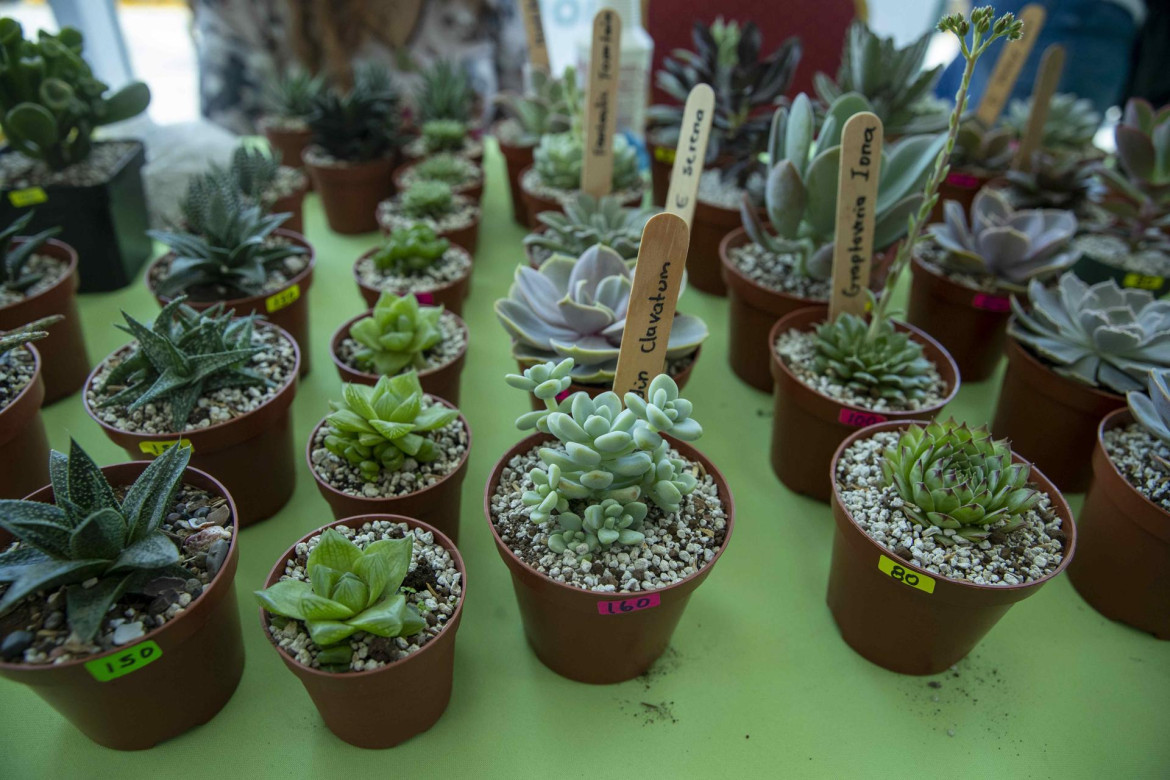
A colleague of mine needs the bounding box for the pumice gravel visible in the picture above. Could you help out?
[1103,424,1170,511]
[354,245,471,295]
[727,242,832,300]
[0,346,35,410]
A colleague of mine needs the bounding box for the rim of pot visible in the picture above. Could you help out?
[1004,332,1125,407]
[1096,407,1170,527]
[0,237,79,317]
[353,243,474,297]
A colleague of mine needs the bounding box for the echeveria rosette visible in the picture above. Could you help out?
[1128,368,1170,470]
[813,314,935,402]
[349,292,443,377]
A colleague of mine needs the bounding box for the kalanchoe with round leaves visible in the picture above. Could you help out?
[412,153,477,187]
[415,59,474,124]
[324,373,459,481]
[1003,92,1101,153]
[421,119,468,154]
[524,193,653,265]
[493,66,578,146]
[1092,98,1170,244]
[813,314,935,402]
[255,528,424,668]
[372,223,450,273]
[880,419,1041,544]
[398,180,456,220]
[0,211,61,294]
[349,292,443,377]
[307,65,399,163]
[263,68,325,122]
[532,131,640,193]
[0,439,192,643]
[1128,369,1170,470]
[0,315,58,361]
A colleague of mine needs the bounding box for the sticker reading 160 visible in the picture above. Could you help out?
[597,593,661,615]
[877,554,935,594]
[85,640,163,682]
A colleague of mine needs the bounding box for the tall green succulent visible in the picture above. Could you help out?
[1,211,61,294]
[420,119,468,154]
[0,439,192,643]
[263,68,325,121]
[1003,92,1101,153]
[494,66,578,146]
[371,224,450,273]
[307,65,399,162]
[349,292,443,376]
[1128,369,1170,470]
[223,144,281,204]
[397,180,456,220]
[1093,98,1170,243]
[0,315,58,360]
[415,59,473,124]
[532,131,640,193]
[524,193,653,264]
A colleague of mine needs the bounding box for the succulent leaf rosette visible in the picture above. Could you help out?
[524,193,654,265]
[349,292,443,376]
[1003,92,1101,153]
[533,131,640,193]
[0,211,61,295]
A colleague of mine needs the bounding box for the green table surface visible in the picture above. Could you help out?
[2,141,1168,779]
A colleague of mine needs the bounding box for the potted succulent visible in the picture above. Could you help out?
[83,300,301,527]
[306,373,470,543]
[403,119,484,165]
[494,245,707,406]
[303,64,400,235]
[484,359,734,683]
[259,68,325,183]
[827,417,1075,675]
[222,144,310,233]
[393,152,484,203]
[353,223,472,316]
[257,516,465,748]
[0,19,152,292]
[0,318,55,499]
[907,188,1080,381]
[930,119,1014,222]
[402,59,482,160]
[520,129,643,228]
[993,273,1170,491]
[330,291,467,404]
[1069,369,1169,638]
[0,440,244,749]
[1003,92,1102,157]
[377,180,480,253]
[523,193,654,268]
[996,149,1101,219]
[0,213,88,402]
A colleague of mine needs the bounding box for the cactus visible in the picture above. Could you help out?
[349,292,444,376]
[398,180,456,220]
[525,193,653,263]
[371,224,450,273]
[415,59,474,124]
[1128,369,1170,470]
[1,212,61,294]
[307,65,399,162]
[494,66,578,146]
[532,131,640,193]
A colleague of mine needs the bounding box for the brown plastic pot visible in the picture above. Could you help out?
[83,323,300,527]
[991,336,1125,492]
[496,131,535,225]
[147,228,315,376]
[769,307,960,502]
[907,254,1012,383]
[0,344,50,499]
[260,514,466,748]
[484,432,734,683]
[392,159,484,203]
[929,168,992,223]
[647,137,673,207]
[0,237,89,403]
[306,404,471,544]
[261,119,312,182]
[269,180,308,234]
[0,462,243,749]
[518,164,643,229]
[1068,409,1170,639]
[304,152,395,234]
[353,245,472,317]
[516,346,701,413]
[827,419,1076,675]
[688,198,745,296]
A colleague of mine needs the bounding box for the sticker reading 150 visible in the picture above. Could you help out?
[878,554,935,594]
[85,640,163,682]
[597,593,660,615]
[265,283,301,314]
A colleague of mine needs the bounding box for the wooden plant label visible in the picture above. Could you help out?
[612,212,690,399]
[974,3,1046,128]
[664,84,715,229]
[829,112,884,320]
[1012,44,1065,171]
[520,0,549,71]
[581,9,622,199]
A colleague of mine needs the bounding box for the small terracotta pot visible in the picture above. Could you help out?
[0,462,243,749]
[688,198,745,296]
[827,420,1076,675]
[906,255,1012,382]
[260,514,466,749]
[83,323,301,527]
[269,180,309,234]
[0,237,89,403]
[0,344,49,499]
[769,307,960,502]
[147,228,315,376]
[496,132,535,225]
[991,336,1125,492]
[353,245,472,317]
[930,169,992,223]
[306,405,471,544]
[304,152,395,234]
[392,159,484,203]
[261,119,312,182]
[516,346,701,413]
[647,137,673,207]
[518,164,643,229]
[1068,409,1170,639]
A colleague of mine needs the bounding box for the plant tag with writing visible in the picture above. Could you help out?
[1011,44,1065,171]
[974,4,1046,127]
[612,213,690,399]
[520,0,550,71]
[581,9,622,199]
[665,84,714,229]
[829,112,883,320]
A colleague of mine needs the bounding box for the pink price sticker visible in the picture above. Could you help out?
[946,172,982,189]
[838,408,888,428]
[971,292,1011,312]
[597,593,661,615]
[555,389,571,403]
[414,292,435,305]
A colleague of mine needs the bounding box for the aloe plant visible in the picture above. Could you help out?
[1,212,61,295]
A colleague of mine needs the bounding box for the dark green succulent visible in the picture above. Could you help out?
[371,223,450,273]
[223,144,281,204]
[951,119,1014,173]
[813,314,935,402]
[1002,149,1095,211]
[493,66,578,146]
[307,65,399,162]
[415,59,473,124]
[263,68,326,122]
[1,211,61,294]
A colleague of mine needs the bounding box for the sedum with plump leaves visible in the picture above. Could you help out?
[397,180,456,220]
[372,223,450,273]
[532,131,640,193]
[524,193,653,265]
[1,211,61,295]
[349,292,443,377]
[1128,369,1170,470]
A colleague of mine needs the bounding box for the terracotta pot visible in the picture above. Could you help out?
[303,152,395,234]
[83,323,300,527]
[0,237,89,403]
[260,514,466,748]
[688,197,745,296]
[392,159,484,203]
[1068,409,1170,639]
[147,228,315,376]
[0,462,244,749]
[991,336,1125,492]
[269,180,309,234]
[261,119,312,181]
[353,245,472,317]
[306,405,471,544]
[930,168,992,223]
[907,255,1012,382]
[827,420,1076,675]
[0,344,49,499]
[496,132,535,225]
[516,346,701,412]
[518,164,643,229]
[329,311,467,405]
[647,137,673,207]
[484,433,734,683]
[768,307,960,501]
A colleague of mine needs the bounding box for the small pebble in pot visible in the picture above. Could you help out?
[206,539,230,578]
[1,631,35,661]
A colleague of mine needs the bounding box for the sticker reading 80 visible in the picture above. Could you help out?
[877,554,935,594]
[84,640,163,682]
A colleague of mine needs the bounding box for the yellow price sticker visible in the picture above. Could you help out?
[653,145,676,164]
[265,283,300,314]
[85,640,163,682]
[138,439,192,457]
[8,187,47,207]
[1122,273,1164,291]
[878,554,935,594]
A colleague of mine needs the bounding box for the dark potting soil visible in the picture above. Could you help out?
[0,346,35,412]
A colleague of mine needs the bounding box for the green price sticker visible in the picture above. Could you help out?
[85,640,163,682]
[8,187,47,207]
[878,554,935,594]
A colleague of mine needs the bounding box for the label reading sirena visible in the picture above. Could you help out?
[878,554,935,594]
[85,640,163,682]
[139,439,192,456]
[265,283,301,314]
[597,593,661,615]
[1122,273,1164,291]
[838,408,887,427]
[971,292,1011,312]
[8,187,48,207]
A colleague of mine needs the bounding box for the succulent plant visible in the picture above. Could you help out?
[397,180,456,220]
[0,439,192,643]
[532,131,640,193]
[324,373,459,481]
[494,66,578,146]
[1001,149,1095,211]
[950,119,1014,173]
[814,21,949,136]
[1128,369,1170,469]
[1009,273,1170,394]
[0,315,57,361]
[307,66,399,162]
[223,144,281,204]
[371,223,450,273]
[0,19,151,170]
[411,153,476,187]
[880,419,1040,544]
[1,211,61,294]
[929,188,1079,288]
[1003,92,1101,153]
[97,298,272,430]
[813,314,935,402]
[349,292,443,376]
[524,193,653,264]
[415,59,474,124]
[421,119,468,154]
[1093,98,1170,241]
[263,68,326,121]
[495,245,708,383]
[255,528,424,667]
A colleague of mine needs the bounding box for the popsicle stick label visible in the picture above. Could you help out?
[971,292,1011,311]
[8,187,47,207]
[265,283,300,314]
[974,4,1046,127]
[1122,273,1165,291]
[1012,44,1065,171]
[838,408,887,427]
[829,112,884,320]
[665,84,715,229]
[581,9,622,199]
[139,439,193,456]
[612,213,690,398]
[520,0,550,70]
[85,640,163,682]
[597,593,660,615]
[878,554,935,594]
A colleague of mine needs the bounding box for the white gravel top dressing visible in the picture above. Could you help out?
[696,169,748,210]
[0,140,138,188]
[264,165,308,203]
[376,194,479,235]
[0,253,70,307]
[519,167,644,208]
[0,345,35,411]
[355,245,471,294]
[403,135,484,161]
[727,242,831,300]
[336,309,466,374]
[1103,423,1170,511]
[398,159,482,191]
